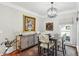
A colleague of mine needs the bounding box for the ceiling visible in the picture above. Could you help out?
[11,2,77,16]
[9,2,78,24]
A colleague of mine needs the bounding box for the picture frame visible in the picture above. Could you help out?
[23,15,36,31]
[66,26,71,30]
[46,22,53,31]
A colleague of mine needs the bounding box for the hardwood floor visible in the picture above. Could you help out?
[3,46,38,56]
[18,46,38,56]
[2,45,77,56]
[2,50,20,56]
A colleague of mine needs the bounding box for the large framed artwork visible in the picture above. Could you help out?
[23,15,36,31]
[46,22,53,31]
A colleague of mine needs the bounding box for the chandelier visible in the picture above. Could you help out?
[47,2,57,18]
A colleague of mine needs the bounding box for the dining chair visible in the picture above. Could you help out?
[54,33,66,56]
[38,34,55,56]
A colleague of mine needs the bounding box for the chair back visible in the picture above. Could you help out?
[62,34,66,42]
[39,34,49,43]
[54,33,60,39]
[54,33,62,44]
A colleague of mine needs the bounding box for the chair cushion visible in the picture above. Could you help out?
[39,34,49,43]
[40,42,55,49]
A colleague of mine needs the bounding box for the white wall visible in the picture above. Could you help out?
[36,11,75,36]
[0,3,66,54]
[70,16,77,46]
[77,20,79,55]
[0,4,22,54]
[0,4,44,54]
[77,3,79,55]
[59,12,77,46]
[42,17,60,36]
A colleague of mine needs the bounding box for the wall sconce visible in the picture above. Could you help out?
[76,10,79,22]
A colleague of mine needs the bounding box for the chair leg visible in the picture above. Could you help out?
[58,45,59,51]
[44,48,45,53]
[52,47,54,56]
[47,49,50,56]
[39,47,41,56]
[63,45,66,56]
[64,46,66,55]
[63,49,65,56]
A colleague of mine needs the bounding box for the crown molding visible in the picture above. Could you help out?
[0,2,77,19]
[0,2,45,18]
[59,9,76,15]
[44,9,76,18]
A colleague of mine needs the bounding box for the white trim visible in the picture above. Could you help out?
[59,9,76,15]
[76,46,79,56]
[44,9,76,18]
[0,2,44,18]
[0,2,77,18]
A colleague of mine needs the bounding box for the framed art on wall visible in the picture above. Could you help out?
[46,22,53,31]
[23,15,36,31]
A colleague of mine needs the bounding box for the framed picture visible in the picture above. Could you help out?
[23,15,36,31]
[66,26,71,30]
[46,22,53,31]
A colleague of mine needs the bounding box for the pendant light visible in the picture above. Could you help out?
[47,2,57,18]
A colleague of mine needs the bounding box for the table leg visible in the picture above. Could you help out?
[55,40,57,56]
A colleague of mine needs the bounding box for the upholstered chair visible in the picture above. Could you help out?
[54,33,66,56]
[38,34,55,56]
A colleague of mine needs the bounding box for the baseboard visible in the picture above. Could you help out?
[76,46,79,56]
[65,44,76,48]
[65,42,76,48]
[76,46,78,56]
[21,44,38,52]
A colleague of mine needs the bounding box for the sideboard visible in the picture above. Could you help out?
[16,33,38,50]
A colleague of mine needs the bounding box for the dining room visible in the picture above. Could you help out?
[0,2,78,56]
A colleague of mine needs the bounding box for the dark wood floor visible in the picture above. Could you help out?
[18,46,38,56]
[2,46,38,56]
[3,45,77,56]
